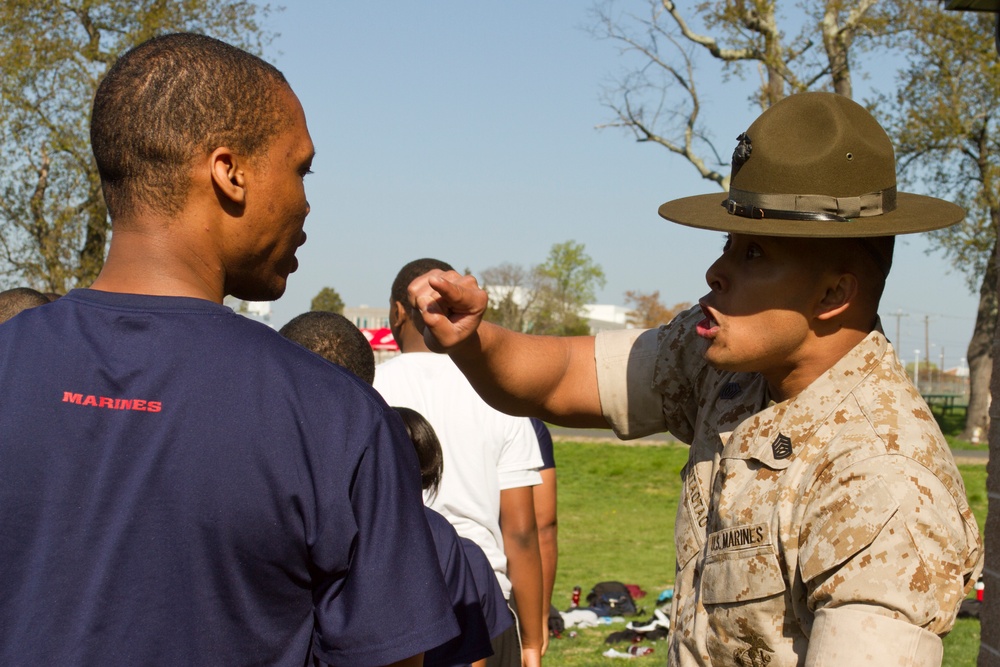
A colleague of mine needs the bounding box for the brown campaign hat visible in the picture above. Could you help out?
[658,92,964,237]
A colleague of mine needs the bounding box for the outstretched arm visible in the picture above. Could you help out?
[411,270,607,427]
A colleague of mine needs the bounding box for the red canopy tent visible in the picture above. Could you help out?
[360,327,398,352]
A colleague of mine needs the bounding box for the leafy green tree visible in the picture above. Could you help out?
[533,240,606,336]
[0,1,275,293]
[480,241,607,335]
[310,287,345,314]
[876,6,999,441]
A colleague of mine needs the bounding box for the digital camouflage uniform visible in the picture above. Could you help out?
[595,306,983,667]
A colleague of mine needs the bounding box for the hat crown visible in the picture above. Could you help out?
[656,91,964,238]
[732,93,896,198]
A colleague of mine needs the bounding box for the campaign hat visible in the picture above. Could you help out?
[658,92,963,237]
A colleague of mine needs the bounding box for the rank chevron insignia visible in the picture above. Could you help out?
[718,382,742,400]
[771,433,792,460]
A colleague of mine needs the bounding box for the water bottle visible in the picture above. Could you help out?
[628,646,655,656]
[571,585,581,607]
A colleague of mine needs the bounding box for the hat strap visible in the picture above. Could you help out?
[724,186,897,222]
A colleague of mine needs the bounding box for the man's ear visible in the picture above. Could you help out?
[815,273,858,322]
[210,147,246,206]
[391,300,409,327]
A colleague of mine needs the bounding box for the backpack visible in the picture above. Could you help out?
[586,581,638,616]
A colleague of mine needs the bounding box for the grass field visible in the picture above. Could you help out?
[542,439,987,666]
[934,407,991,452]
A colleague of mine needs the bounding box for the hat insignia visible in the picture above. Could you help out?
[771,433,792,460]
[731,132,752,175]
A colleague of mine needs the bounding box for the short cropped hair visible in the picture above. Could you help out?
[91,32,289,220]
[279,311,375,385]
[390,258,455,309]
[0,287,49,324]
[393,406,444,497]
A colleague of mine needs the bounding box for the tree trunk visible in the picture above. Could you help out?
[982,233,1000,667]
[960,240,996,442]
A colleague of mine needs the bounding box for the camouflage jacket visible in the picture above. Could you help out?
[595,306,983,667]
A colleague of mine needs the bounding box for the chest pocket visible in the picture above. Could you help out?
[701,523,786,605]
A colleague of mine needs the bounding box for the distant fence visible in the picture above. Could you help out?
[913,370,969,400]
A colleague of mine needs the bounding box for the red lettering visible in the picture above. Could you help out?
[62,390,161,414]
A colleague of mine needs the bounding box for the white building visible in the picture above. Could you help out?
[343,305,390,330]
[223,297,273,328]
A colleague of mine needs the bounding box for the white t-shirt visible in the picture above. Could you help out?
[374,352,543,598]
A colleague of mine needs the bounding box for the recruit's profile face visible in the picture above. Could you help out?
[225,85,315,301]
[695,233,829,378]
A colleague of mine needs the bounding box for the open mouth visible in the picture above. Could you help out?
[696,302,719,338]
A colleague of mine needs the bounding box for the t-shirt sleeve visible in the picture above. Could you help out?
[311,410,459,666]
[461,537,515,640]
[496,416,543,491]
[531,418,555,470]
[424,510,495,666]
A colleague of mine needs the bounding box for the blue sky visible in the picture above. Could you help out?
[262,1,978,371]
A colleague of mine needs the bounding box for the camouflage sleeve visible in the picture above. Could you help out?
[595,305,709,442]
[650,306,712,444]
[798,454,979,661]
[804,606,942,667]
[595,327,665,439]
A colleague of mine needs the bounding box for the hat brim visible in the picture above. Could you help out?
[658,191,964,238]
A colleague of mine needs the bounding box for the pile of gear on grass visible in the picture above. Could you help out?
[548,581,671,659]
[549,575,987,660]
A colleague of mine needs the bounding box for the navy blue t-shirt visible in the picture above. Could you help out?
[460,537,515,641]
[531,418,555,470]
[423,508,494,667]
[0,290,458,667]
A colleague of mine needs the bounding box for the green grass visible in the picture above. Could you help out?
[932,406,991,451]
[543,439,987,666]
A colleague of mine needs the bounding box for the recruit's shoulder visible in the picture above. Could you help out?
[375,350,457,381]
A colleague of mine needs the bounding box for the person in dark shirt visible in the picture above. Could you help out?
[0,32,456,667]
[282,309,512,666]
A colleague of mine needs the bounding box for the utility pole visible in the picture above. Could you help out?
[924,315,930,370]
[889,309,909,350]
[940,347,945,394]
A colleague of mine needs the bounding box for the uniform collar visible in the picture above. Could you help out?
[721,329,888,469]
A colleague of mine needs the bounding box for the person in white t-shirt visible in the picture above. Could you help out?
[375,258,545,667]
